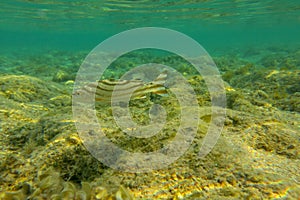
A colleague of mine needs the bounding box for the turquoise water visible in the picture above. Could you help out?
[1,0,300,53]
[1,0,300,199]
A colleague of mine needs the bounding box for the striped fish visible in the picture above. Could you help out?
[73,71,168,103]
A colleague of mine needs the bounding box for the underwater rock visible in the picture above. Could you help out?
[260,54,283,68]
[49,95,72,107]
[6,114,72,147]
[246,121,300,159]
[260,51,300,70]
[224,67,300,112]
[0,75,65,102]
[222,63,255,83]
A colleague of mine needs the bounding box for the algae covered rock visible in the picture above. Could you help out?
[49,94,72,107]
[224,67,300,112]
[0,75,65,102]
[246,121,300,159]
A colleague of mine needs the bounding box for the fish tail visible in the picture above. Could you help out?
[152,70,168,86]
[152,70,168,97]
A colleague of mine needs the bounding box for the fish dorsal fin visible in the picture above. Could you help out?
[153,70,167,86]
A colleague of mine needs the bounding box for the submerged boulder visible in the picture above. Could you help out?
[0,75,66,103]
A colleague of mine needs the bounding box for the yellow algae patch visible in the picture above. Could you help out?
[265,70,279,78]
[225,86,235,92]
[65,80,74,86]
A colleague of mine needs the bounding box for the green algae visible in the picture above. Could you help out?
[0,75,67,103]
[0,167,135,200]
[0,48,299,199]
[52,70,75,82]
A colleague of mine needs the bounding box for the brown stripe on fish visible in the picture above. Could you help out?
[95,84,166,101]
[73,71,168,103]
[97,80,144,92]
